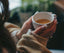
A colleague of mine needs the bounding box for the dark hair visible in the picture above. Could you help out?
[0,0,16,53]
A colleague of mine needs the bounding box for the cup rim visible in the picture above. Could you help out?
[32,12,54,25]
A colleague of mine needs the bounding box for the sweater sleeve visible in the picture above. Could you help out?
[4,22,20,33]
[17,33,51,53]
[4,22,20,43]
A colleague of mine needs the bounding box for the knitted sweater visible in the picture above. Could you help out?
[4,22,51,53]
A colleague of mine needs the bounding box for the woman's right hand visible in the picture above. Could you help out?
[32,18,57,38]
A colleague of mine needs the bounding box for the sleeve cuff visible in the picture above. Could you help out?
[11,30,19,43]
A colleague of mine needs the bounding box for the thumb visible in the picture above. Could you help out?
[33,26,46,35]
[26,16,32,23]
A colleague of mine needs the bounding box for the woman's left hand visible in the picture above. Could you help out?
[16,16,33,39]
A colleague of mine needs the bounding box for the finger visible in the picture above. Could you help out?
[34,26,46,35]
[47,19,57,31]
[24,16,33,28]
[43,32,53,38]
[51,25,56,33]
[43,25,56,37]
[40,19,57,36]
[48,18,57,28]
[40,26,56,38]
[49,19,57,33]
[26,16,32,23]
[39,19,57,37]
[54,14,57,19]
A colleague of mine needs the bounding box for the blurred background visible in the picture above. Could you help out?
[8,0,57,25]
[5,0,64,50]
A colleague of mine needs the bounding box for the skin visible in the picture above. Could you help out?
[16,16,57,39]
[33,18,57,38]
[2,48,8,53]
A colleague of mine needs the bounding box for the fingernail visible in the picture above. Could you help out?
[54,19,57,23]
[41,26,47,30]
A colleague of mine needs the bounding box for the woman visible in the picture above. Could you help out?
[0,0,57,53]
[4,16,57,53]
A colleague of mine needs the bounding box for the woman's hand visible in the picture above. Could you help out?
[16,16,33,39]
[33,18,57,38]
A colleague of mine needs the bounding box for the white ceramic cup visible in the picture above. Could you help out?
[32,12,55,29]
